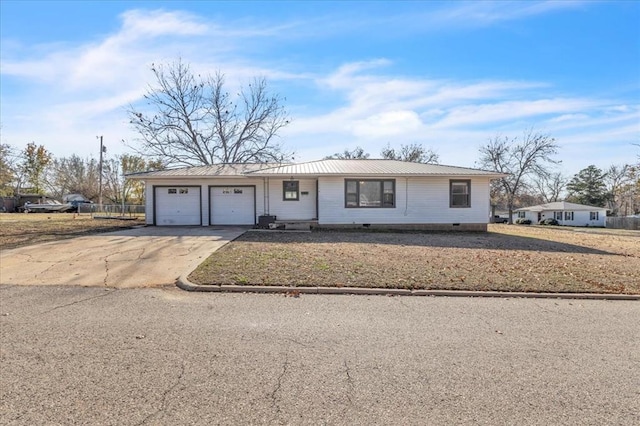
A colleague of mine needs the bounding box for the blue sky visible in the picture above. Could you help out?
[1,1,638,176]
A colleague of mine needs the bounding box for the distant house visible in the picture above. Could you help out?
[128,159,505,231]
[513,201,607,227]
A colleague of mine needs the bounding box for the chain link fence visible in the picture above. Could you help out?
[78,203,145,219]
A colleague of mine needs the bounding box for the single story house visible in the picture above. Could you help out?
[513,201,607,227]
[128,159,505,231]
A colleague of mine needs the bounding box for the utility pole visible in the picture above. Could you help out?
[98,136,105,208]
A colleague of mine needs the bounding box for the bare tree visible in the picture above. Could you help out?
[605,164,634,216]
[103,154,163,204]
[46,155,100,200]
[479,129,560,224]
[128,60,292,167]
[381,143,439,164]
[324,146,370,159]
[535,171,567,203]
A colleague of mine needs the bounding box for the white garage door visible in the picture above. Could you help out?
[155,186,201,226]
[210,186,255,225]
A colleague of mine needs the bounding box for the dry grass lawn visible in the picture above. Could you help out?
[189,224,640,294]
[0,213,142,250]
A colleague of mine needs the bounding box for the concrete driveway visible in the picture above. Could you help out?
[0,227,246,288]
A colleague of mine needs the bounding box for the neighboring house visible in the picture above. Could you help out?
[513,201,607,227]
[128,159,505,231]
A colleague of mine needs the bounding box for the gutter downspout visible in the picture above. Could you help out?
[264,177,269,215]
[404,177,409,216]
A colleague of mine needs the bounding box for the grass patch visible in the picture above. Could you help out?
[188,225,640,294]
[0,213,141,250]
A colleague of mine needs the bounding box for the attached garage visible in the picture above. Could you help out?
[210,186,256,225]
[154,186,201,226]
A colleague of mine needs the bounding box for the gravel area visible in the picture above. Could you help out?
[189,225,640,294]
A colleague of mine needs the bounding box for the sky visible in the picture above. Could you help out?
[1,0,638,176]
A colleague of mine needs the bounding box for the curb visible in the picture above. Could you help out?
[176,275,640,301]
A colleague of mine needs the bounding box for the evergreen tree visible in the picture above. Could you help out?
[566,165,608,206]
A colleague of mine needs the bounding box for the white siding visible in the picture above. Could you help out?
[143,175,494,226]
[318,176,491,224]
[144,178,267,226]
[266,179,317,220]
[513,209,607,226]
[554,210,606,227]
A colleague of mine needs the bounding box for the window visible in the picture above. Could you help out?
[345,179,395,208]
[179,188,189,194]
[517,211,526,219]
[233,188,243,194]
[555,211,563,220]
[450,180,471,208]
[590,211,599,220]
[283,181,299,201]
[564,211,574,221]
[168,188,177,194]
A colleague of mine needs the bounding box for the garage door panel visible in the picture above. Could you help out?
[155,186,201,226]
[210,186,255,225]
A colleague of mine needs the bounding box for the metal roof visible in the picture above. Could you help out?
[127,163,282,179]
[128,159,506,179]
[515,201,606,212]
[247,159,505,177]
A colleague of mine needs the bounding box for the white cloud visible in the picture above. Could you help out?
[352,110,423,138]
[0,4,636,179]
[425,1,588,29]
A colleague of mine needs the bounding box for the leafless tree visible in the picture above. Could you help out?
[478,129,560,224]
[46,155,100,200]
[380,143,439,164]
[535,171,567,203]
[103,154,164,204]
[128,60,292,167]
[605,164,634,216]
[324,146,370,159]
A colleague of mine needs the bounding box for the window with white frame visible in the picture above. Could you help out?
[345,179,395,208]
[555,212,563,220]
[590,211,599,220]
[564,211,574,221]
[283,181,299,201]
[518,211,526,218]
[450,180,471,208]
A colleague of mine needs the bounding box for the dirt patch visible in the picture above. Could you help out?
[0,213,142,250]
[189,224,640,294]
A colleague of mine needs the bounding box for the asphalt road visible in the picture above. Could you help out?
[1,285,638,425]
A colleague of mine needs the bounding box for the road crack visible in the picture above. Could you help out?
[343,359,354,405]
[103,256,109,286]
[270,355,289,415]
[138,360,186,425]
[40,290,114,314]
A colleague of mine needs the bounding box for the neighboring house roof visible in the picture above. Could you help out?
[515,201,606,212]
[127,159,506,179]
[126,163,282,179]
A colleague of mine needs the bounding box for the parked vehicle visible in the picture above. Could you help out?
[492,215,509,223]
[515,218,532,225]
[63,194,93,213]
[539,218,559,226]
[24,199,73,213]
